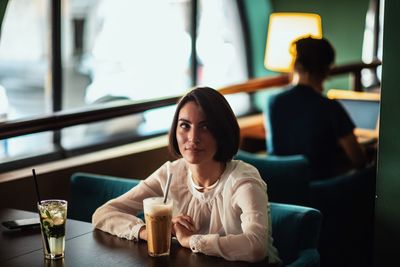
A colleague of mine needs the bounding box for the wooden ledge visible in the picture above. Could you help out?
[0,135,169,183]
[0,114,267,184]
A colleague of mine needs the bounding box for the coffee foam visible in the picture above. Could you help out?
[143,197,173,216]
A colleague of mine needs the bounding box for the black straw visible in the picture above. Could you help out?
[32,169,41,204]
[33,168,50,254]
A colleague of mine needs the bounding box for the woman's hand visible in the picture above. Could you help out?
[172,215,196,248]
[139,226,147,241]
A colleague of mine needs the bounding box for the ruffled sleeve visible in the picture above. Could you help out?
[92,162,169,240]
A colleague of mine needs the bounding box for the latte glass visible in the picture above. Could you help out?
[143,197,173,257]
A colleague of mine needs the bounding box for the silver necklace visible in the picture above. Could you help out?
[190,173,220,191]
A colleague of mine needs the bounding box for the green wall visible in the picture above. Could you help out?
[272,0,369,64]
[272,0,369,90]
[374,1,400,266]
[244,0,369,90]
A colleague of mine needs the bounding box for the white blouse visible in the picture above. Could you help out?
[92,159,281,264]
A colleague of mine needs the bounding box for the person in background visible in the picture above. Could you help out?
[267,36,366,180]
[92,87,281,264]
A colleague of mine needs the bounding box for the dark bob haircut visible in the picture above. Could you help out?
[292,36,335,80]
[168,87,240,162]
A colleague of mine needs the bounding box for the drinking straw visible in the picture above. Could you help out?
[163,173,172,204]
[32,169,42,204]
[32,169,50,253]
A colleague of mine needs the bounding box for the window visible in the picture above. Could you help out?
[0,0,249,166]
[197,0,250,116]
[361,0,384,89]
[62,0,194,149]
[0,0,55,161]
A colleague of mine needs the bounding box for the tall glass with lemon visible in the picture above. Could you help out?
[37,199,68,259]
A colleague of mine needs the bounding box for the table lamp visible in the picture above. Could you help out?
[264,13,323,73]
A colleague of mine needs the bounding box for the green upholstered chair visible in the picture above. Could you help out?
[270,202,322,267]
[235,150,310,206]
[69,172,141,222]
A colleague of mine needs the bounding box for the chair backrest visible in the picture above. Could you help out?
[308,165,376,267]
[270,202,322,266]
[69,172,140,222]
[235,150,310,205]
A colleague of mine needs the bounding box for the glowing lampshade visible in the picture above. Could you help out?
[264,13,322,73]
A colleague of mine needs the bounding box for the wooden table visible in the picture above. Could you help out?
[1,209,266,267]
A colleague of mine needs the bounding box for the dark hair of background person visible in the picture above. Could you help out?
[168,87,240,162]
[292,36,336,80]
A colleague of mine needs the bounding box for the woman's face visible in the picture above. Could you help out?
[176,101,218,165]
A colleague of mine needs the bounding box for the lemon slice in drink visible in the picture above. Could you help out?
[52,216,64,226]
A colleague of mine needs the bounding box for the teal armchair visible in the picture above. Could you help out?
[235,150,310,205]
[270,202,322,267]
[69,172,141,222]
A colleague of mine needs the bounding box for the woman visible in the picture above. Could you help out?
[92,87,281,264]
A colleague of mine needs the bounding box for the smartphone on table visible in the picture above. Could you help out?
[2,218,40,230]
